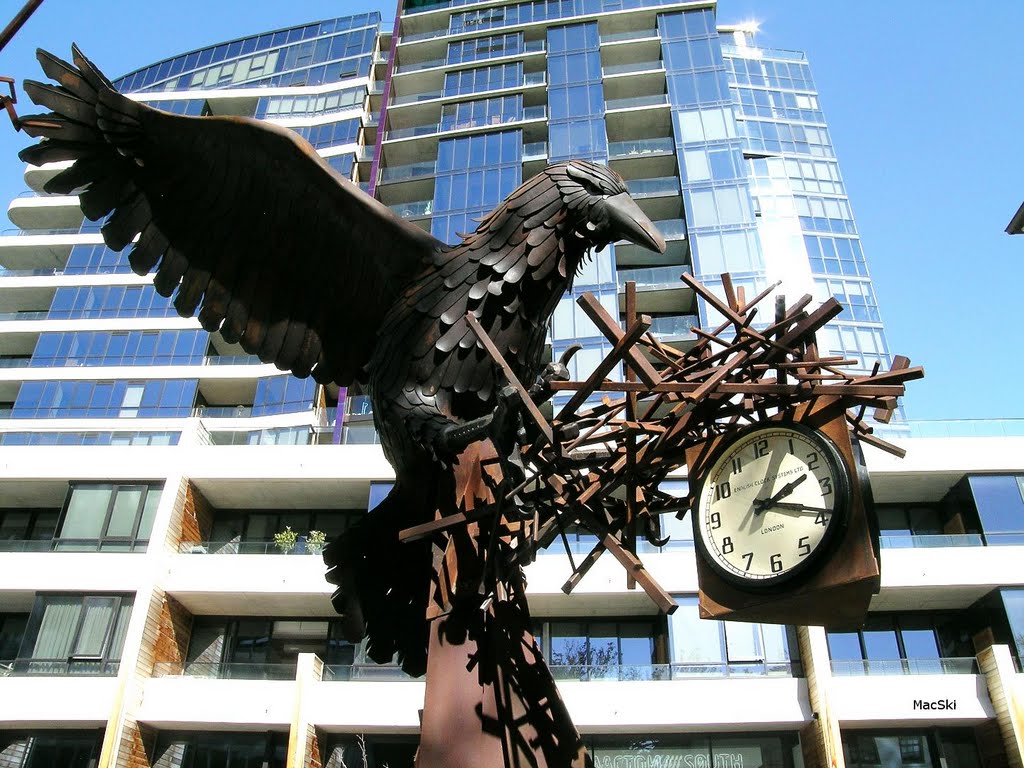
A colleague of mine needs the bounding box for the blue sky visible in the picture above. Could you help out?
[0,1,1020,422]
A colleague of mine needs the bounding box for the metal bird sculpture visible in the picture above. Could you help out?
[19,47,666,679]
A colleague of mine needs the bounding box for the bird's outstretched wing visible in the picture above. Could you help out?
[19,46,443,385]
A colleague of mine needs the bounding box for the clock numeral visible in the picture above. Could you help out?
[742,552,753,571]
[814,509,829,526]
[821,477,833,496]
[713,481,731,501]
[753,439,769,459]
[722,536,734,554]
[788,438,795,454]
[806,451,819,471]
[710,512,721,530]
[770,553,783,573]
[798,536,810,557]
[731,456,743,475]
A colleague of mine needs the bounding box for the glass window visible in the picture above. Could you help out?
[57,484,161,551]
[969,475,1024,540]
[18,594,133,675]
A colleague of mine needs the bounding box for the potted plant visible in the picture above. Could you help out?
[307,529,327,555]
[273,526,298,554]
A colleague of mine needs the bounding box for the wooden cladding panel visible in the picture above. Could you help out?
[114,721,154,768]
[181,481,214,545]
[153,594,193,670]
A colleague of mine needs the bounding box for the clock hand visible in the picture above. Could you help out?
[753,473,808,515]
[770,501,831,514]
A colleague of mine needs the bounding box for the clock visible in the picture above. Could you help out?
[693,422,851,590]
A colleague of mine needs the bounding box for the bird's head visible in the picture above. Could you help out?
[552,160,667,261]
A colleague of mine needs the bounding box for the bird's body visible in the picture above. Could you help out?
[20,46,666,678]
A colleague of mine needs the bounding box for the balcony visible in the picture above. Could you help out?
[879,533,984,549]
[323,664,411,681]
[873,544,1024,611]
[625,176,680,200]
[139,675,296,728]
[829,668,993,725]
[617,265,691,290]
[379,160,436,184]
[389,200,434,219]
[605,94,668,112]
[549,660,800,682]
[1,658,121,676]
[178,540,326,556]
[523,141,548,162]
[0,538,149,553]
[154,661,297,681]
[0,672,121,724]
[603,60,664,77]
[601,29,658,44]
[830,657,979,676]
[7,194,84,231]
[608,137,674,159]
[163,551,331,615]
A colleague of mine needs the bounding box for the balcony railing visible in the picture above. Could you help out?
[605,94,668,111]
[548,661,800,681]
[389,200,434,219]
[523,141,548,161]
[153,662,297,680]
[392,89,444,105]
[625,176,680,198]
[617,265,691,289]
[880,533,984,548]
[603,60,664,76]
[379,160,437,183]
[0,658,120,676]
[646,315,699,339]
[830,657,979,676]
[395,57,446,74]
[179,539,326,556]
[323,664,412,681]
[608,137,675,158]
[0,538,148,553]
[904,418,1024,438]
[601,29,658,44]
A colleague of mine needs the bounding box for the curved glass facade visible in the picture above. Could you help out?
[113,13,381,94]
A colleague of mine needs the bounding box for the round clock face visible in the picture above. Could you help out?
[694,423,850,589]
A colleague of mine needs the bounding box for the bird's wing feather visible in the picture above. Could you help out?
[20,46,443,385]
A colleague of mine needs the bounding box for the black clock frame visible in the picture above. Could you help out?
[691,421,853,592]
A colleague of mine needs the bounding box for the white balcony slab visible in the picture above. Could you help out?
[163,553,334,615]
[874,545,1024,610]
[830,673,993,726]
[526,549,697,616]
[0,552,150,609]
[560,677,810,732]
[139,677,295,727]
[308,680,426,730]
[0,675,119,726]
[864,436,1024,502]
[8,196,83,230]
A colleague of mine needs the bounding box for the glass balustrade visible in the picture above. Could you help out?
[605,94,668,111]
[608,137,674,158]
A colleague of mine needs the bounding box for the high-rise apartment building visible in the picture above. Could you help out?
[0,4,1022,768]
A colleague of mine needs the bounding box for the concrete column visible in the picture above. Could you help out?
[288,652,326,768]
[978,644,1024,768]
[797,625,844,768]
[98,473,191,768]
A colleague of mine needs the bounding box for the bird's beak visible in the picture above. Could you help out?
[605,192,666,254]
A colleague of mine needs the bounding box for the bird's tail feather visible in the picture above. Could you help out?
[323,482,433,677]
